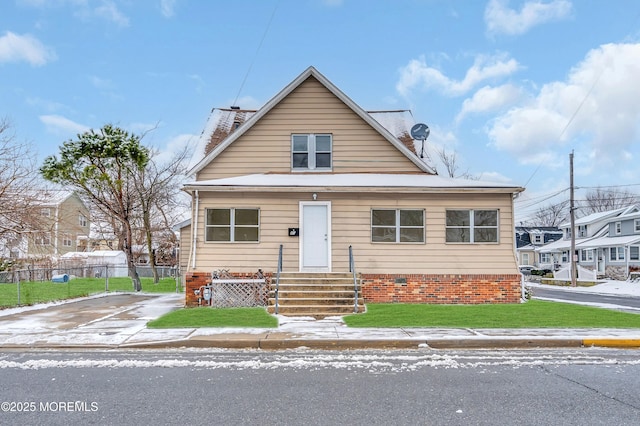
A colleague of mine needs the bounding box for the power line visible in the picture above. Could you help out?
[232,1,280,107]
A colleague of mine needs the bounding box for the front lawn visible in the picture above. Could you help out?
[147,307,278,328]
[146,300,640,329]
[0,277,180,308]
[343,300,640,328]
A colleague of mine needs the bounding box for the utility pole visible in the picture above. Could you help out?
[570,151,577,287]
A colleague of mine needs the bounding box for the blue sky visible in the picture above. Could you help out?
[2,0,640,222]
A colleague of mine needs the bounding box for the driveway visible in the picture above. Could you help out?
[0,292,184,347]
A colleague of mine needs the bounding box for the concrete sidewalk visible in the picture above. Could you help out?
[1,292,640,350]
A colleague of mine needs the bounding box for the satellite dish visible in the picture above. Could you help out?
[410,123,430,158]
[410,123,430,140]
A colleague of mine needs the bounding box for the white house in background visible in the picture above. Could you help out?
[59,250,128,277]
[539,205,640,279]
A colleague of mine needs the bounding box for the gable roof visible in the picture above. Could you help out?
[558,206,630,228]
[187,66,437,176]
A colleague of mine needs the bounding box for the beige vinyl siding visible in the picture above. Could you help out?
[196,76,422,180]
[189,191,518,275]
[178,223,191,271]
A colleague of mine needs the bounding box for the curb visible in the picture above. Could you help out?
[2,338,640,351]
[582,339,640,348]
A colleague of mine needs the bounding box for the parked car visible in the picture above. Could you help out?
[519,265,535,275]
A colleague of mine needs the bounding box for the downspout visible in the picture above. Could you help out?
[190,190,199,270]
[513,192,526,301]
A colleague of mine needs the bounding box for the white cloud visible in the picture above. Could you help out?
[396,53,521,97]
[456,83,524,123]
[94,0,130,27]
[485,0,572,36]
[39,115,89,135]
[153,133,197,166]
[488,43,640,171]
[160,0,176,18]
[0,31,56,66]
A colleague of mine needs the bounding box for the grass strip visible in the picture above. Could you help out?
[343,300,640,328]
[147,307,278,328]
[0,277,180,308]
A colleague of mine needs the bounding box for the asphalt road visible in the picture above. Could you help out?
[532,286,640,311]
[1,348,640,425]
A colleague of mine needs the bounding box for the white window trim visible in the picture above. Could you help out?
[291,133,332,171]
[445,209,500,244]
[635,219,640,233]
[609,246,625,262]
[371,209,425,244]
[615,222,622,235]
[204,208,260,243]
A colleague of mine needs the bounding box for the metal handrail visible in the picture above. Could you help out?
[274,244,283,314]
[349,245,358,313]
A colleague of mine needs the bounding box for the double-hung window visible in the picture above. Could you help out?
[580,249,594,262]
[292,134,332,171]
[35,233,51,246]
[610,246,625,261]
[205,208,259,242]
[630,246,639,261]
[371,209,425,243]
[445,209,499,243]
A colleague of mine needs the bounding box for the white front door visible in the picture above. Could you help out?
[300,201,331,271]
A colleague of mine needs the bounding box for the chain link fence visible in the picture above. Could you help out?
[0,265,182,308]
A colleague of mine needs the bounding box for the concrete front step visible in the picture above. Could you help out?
[267,305,365,316]
[269,272,364,317]
[270,297,365,306]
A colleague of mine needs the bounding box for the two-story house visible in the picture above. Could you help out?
[19,190,90,258]
[539,206,640,279]
[515,226,563,268]
[571,205,640,278]
[180,66,525,309]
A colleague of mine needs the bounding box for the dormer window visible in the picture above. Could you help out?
[532,234,543,244]
[578,225,587,237]
[292,134,332,171]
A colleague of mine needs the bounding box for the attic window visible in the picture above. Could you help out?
[292,134,332,171]
[233,121,241,129]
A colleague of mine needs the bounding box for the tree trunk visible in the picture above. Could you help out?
[143,209,159,284]
[124,220,141,291]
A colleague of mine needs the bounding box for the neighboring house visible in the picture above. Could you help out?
[2,190,90,259]
[180,66,525,307]
[538,205,640,279]
[60,250,128,277]
[515,226,563,268]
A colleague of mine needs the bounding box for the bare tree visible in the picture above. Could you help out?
[131,145,191,282]
[0,119,43,257]
[435,147,477,179]
[529,200,570,227]
[580,187,640,215]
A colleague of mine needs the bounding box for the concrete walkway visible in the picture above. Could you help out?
[1,292,639,350]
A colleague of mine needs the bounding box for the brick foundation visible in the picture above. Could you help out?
[184,271,272,307]
[361,273,521,304]
[185,271,522,306]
